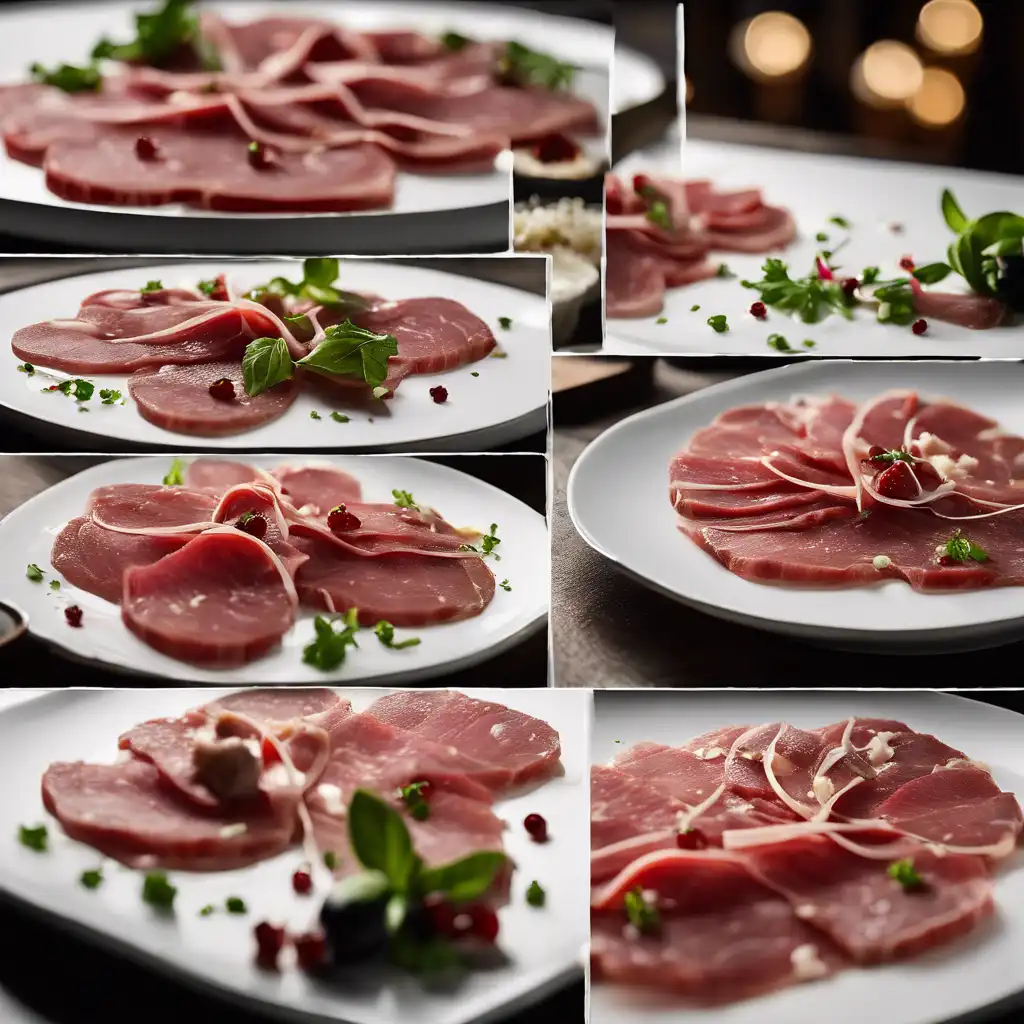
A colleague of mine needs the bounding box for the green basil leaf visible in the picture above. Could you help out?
[303,258,340,288]
[950,233,990,295]
[242,336,294,397]
[297,321,398,390]
[417,851,507,903]
[265,276,299,297]
[971,212,1024,247]
[911,262,952,285]
[348,789,420,892]
[304,282,369,309]
[941,189,969,233]
[981,237,1024,258]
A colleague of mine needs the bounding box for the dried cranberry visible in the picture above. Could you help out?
[913,461,943,491]
[467,904,500,944]
[292,867,313,895]
[254,922,286,969]
[293,930,328,971]
[531,133,581,164]
[912,318,928,335]
[426,899,457,937]
[247,141,277,170]
[524,813,548,842]
[208,377,235,402]
[841,277,860,297]
[65,605,83,628]
[429,385,448,404]
[749,301,767,319]
[675,828,709,850]
[235,510,268,539]
[899,256,916,271]
[135,136,160,161]
[327,504,361,533]
[874,461,919,500]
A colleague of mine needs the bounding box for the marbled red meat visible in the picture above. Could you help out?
[271,464,362,513]
[184,459,261,493]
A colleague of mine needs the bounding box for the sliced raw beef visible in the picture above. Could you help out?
[184,459,260,492]
[366,690,562,788]
[604,239,666,319]
[213,483,308,578]
[88,484,218,533]
[910,283,1008,330]
[128,361,298,437]
[271,464,362,512]
[42,759,294,871]
[205,687,351,727]
[292,535,495,626]
[121,529,297,666]
[50,516,191,604]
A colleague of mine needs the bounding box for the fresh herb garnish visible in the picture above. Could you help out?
[26,564,44,582]
[767,333,791,352]
[310,410,322,421]
[471,371,480,377]
[162,458,185,486]
[374,621,421,650]
[690,304,700,312]
[140,280,163,294]
[199,904,215,916]
[302,609,360,672]
[18,824,47,851]
[225,896,247,914]
[323,850,338,870]
[250,258,368,311]
[392,489,418,510]
[498,316,513,330]
[49,579,60,591]
[55,378,95,402]
[398,781,431,822]
[887,858,925,891]
[829,215,851,229]
[803,339,816,348]
[943,529,988,563]
[462,523,502,560]
[816,231,829,243]
[911,262,952,285]
[707,314,729,333]
[869,448,915,466]
[525,880,546,907]
[741,257,855,324]
[16,362,35,375]
[142,871,177,909]
[716,263,735,278]
[873,278,917,325]
[499,578,512,592]
[330,412,350,423]
[656,317,668,324]
[495,41,577,91]
[30,61,101,92]
[298,321,398,392]
[80,868,103,890]
[241,336,293,398]
[440,31,471,52]
[99,388,123,405]
[92,0,218,70]
[623,886,659,933]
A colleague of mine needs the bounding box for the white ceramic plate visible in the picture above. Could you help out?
[0,1,611,253]
[0,258,550,452]
[590,688,1024,1024]
[0,454,549,682]
[606,139,1024,356]
[613,43,665,115]
[567,359,1024,651]
[0,686,590,1024]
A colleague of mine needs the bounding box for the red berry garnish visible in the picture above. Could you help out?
[524,813,548,842]
[292,867,313,895]
[676,828,709,850]
[235,510,268,539]
[247,140,277,170]
[208,377,235,402]
[135,136,159,161]
[912,461,943,491]
[426,899,457,937]
[429,385,448,404]
[206,274,229,301]
[749,301,767,319]
[899,256,916,271]
[531,133,581,164]
[254,921,286,969]
[293,930,328,971]
[867,445,887,459]
[875,461,919,500]
[468,904,500,944]
[327,504,361,533]
[841,277,859,297]
[65,605,83,628]
[912,318,928,335]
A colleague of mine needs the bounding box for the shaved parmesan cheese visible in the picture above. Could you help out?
[927,452,980,481]
[219,823,247,839]
[812,775,835,805]
[865,732,896,766]
[316,783,345,817]
[791,943,829,981]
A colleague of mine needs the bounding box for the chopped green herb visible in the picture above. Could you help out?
[471,371,480,377]
[16,362,34,375]
[142,871,177,909]
[499,578,512,592]
[490,348,508,359]
[861,266,881,285]
[496,40,578,91]
[323,850,338,870]
[525,880,546,907]
[302,610,361,671]
[887,858,925,891]
[613,739,622,743]
[92,0,217,70]
[374,620,422,650]
[78,406,89,414]
[645,198,671,231]
[26,563,44,582]
[707,314,729,333]
[140,280,163,294]
[874,279,917,325]
[741,257,856,325]
[655,317,668,324]
[440,31,470,52]
[49,579,61,591]
[196,279,218,296]
[80,868,103,890]
[868,447,915,466]
[828,215,851,229]
[803,339,816,349]
[56,378,95,402]
[716,263,735,278]
[943,529,988,564]
[162,458,185,486]
[690,304,700,312]
[392,489,418,510]
[330,411,350,423]
[310,410,322,421]
[498,316,513,330]
[466,523,503,560]
[398,781,431,822]
[199,904,215,917]
[623,886,659,933]
[815,232,829,243]
[767,333,792,352]
[225,896,247,914]
[249,259,368,312]
[18,824,48,851]
[99,388,123,405]
[30,61,101,92]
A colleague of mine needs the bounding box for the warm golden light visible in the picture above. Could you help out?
[730,12,812,81]
[907,66,966,126]
[917,0,983,56]
[685,76,694,104]
[851,41,925,108]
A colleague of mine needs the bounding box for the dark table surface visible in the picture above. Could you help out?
[0,452,549,687]
[552,357,1024,689]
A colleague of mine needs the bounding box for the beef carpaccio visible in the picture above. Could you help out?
[606,173,797,319]
[2,5,600,212]
[11,267,502,438]
[671,390,1024,591]
[50,459,499,667]
[591,717,1022,1004]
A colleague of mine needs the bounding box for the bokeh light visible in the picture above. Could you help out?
[730,12,812,81]
[917,0,983,56]
[851,41,925,108]
[907,66,966,126]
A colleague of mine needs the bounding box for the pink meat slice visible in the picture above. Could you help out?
[604,237,666,319]
[213,484,308,578]
[292,535,495,626]
[122,530,296,667]
[50,516,192,604]
[272,464,362,513]
[744,837,993,963]
[591,849,842,1002]
[87,483,218,532]
[128,361,298,437]
[206,687,351,727]
[367,689,562,788]
[184,459,260,492]
[912,288,1008,330]
[42,759,294,871]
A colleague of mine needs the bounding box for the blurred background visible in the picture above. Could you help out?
[682,0,1024,174]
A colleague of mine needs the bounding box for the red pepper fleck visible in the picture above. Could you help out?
[293,930,328,971]
[912,318,928,335]
[208,377,235,402]
[841,277,860,297]
[467,904,500,944]
[429,385,448,404]
[135,136,160,161]
[292,867,313,895]
[254,922,286,970]
[524,813,548,843]
[327,504,361,533]
[247,141,277,170]
[676,828,709,850]
[899,256,916,271]
[235,510,268,539]
[749,301,767,319]
[530,133,581,164]
[64,605,83,628]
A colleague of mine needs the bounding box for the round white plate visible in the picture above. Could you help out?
[0,686,589,1024]
[1,454,549,683]
[590,688,1024,1024]
[607,140,1024,355]
[567,359,1024,651]
[0,258,550,452]
[613,43,664,114]
[0,1,611,253]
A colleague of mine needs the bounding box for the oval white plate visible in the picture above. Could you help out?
[0,1,611,252]
[590,688,1024,1024]
[0,258,549,452]
[613,43,664,114]
[0,685,589,1024]
[607,140,1024,356]
[1,454,549,683]
[567,359,1024,650]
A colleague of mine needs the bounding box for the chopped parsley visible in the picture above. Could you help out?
[815,231,829,243]
[655,317,668,325]
[706,314,729,333]
[26,563,44,582]
[16,362,34,375]
[645,198,671,230]
[861,266,881,284]
[142,871,177,909]
[392,489,419,510]
[525,880,546,907]
[943,529,988,564]
[690,304,700,312]
[496,41,577,91]
[54,378,95,402]
[162,458,185,486]
[888,858,925,891]
[716,263,735,278]
[499,578,512,592]
[140,280,163,294]
[80,868,103,890]
[399,781,431,821]
[310,410,322,421]
[440,31,471,52]
[225,896,247,914]
[49,579,60,591]
[829,215,851,229]
[767,334,792,352]
[498,316,513,330]
[461,523,502,560]
[869,448,915,466]
[199,904,215,917]
[196,279,219,297]
[741,257,855,324]
[490,347,508,359]
[471,371,480,377]
[623,886,659,933]
[92,0,218,70]
[302,609,360,672]
[330,412,350,423]
[30,61,101,92]
[99,388,123,405]
[374,620,421,650]
[18,824,48,851]
[323,850,338,870]
[803,339,816,349]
